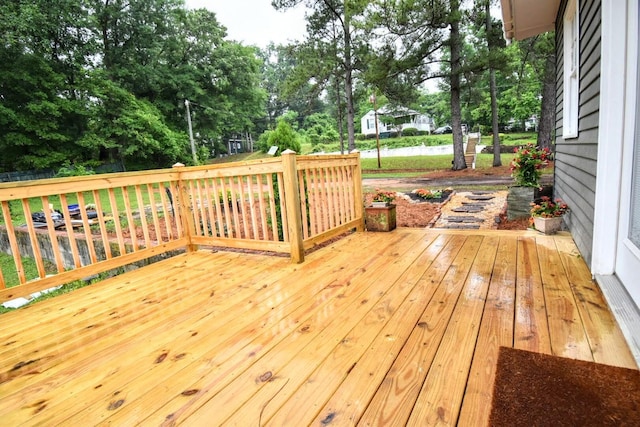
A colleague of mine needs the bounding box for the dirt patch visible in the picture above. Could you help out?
[495,212,531,230]
[364,192,442,228]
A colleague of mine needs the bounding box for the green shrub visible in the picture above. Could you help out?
[56,161,96,177]
[266,119,301,155]
[402,127,418,137]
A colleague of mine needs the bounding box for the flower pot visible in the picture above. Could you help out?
[533,216,563,235]
[371,201,389,208]
[365,204,396,232]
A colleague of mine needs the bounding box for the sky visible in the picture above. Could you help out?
[184,0,308,48]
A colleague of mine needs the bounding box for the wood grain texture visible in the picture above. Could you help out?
[0,229,635,426]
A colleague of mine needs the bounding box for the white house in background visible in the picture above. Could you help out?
[500,0,640,362]
[360,106,434,137]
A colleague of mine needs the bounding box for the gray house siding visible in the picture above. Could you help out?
[554,0,601,265]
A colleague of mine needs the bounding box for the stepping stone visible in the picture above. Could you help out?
[441,224,481,229]
[445,216,485,223]
[452,206,485,213]
[466,195,495,201]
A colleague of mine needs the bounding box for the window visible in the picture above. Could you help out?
[366,118,375,130]
[563,0,579,138]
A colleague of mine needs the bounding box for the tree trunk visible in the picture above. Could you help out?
[450,1,466,170]
[490,68,501,165]
[487,1,501,166]
[343,18,356,152]
[538,51,556,151]
[334,73,345,154]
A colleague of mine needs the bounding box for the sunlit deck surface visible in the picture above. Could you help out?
[1,228,637,426]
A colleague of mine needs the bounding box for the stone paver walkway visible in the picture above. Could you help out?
[433,190,507,230]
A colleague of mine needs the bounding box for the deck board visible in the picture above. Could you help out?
[0,229,636,426]
[457,236,517,426]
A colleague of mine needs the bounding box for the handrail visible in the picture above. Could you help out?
[0,153,363,302]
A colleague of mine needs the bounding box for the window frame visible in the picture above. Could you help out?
[563,0,580,139]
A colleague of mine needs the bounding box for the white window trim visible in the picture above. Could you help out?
[592,0,631,274]
[563,0,579,139]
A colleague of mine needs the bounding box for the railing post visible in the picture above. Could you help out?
[281,150,304,263]
[173,162,197,252]
[351,150,365,232]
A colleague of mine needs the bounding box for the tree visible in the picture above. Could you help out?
[467,0,507,166]
[267,117,302,155]
[534,33,555,151]
[259,43,298,130]
[448,0,466,170]
[80,76,184,168]
[273,0,369,151]
[0,0,267,171]
[0,0,93,171]
[363,0,474,169]
[302,113,339,147]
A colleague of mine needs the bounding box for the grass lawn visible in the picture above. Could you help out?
[230,132,538,158]
[0,252,111,314]
[361,153,519,172]
[1,184,169,227]
[0,252,49,289]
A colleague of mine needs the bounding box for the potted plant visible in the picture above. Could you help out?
[371,189,396,207]
[530,196,569,234]
[366,189,397,231]
[507,143,551,220]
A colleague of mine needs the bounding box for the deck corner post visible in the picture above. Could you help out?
[281,150,304,263]
[173,163,197,252]
[351,150,365,232]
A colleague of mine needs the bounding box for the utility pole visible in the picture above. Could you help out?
[184,99,197,164]
[370,93,381,169]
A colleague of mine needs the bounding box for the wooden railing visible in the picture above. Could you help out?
[0,152,363,302]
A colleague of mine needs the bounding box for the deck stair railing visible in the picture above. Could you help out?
[0,151,363,303]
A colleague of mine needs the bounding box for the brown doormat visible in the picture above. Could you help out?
[489,346,640,426]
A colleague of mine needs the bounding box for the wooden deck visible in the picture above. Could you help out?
[0,228,636,426]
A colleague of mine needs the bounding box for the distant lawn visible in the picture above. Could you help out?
[0,252,111,314]
[216,132,538,158]
[480,132,537,146]
[207,152,271,164]
[0,252,48,289]
[1,185,165,227]
[205,151,553,179]
[361,153,518,172]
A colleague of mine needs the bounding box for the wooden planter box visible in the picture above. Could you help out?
[365,204,397,232]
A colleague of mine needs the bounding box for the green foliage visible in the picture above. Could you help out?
[266,119,301,155]
[510,143,551,187]
[0,251,113,313]
[0,0,266,173]
[402,128,418,137]
[55,162,96,177]
[302,113,340,145]
[81,77,186,169]
[530,196,569,218]
[257,130,274,153]
[0,253,55,290]
[416,189,443,199]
